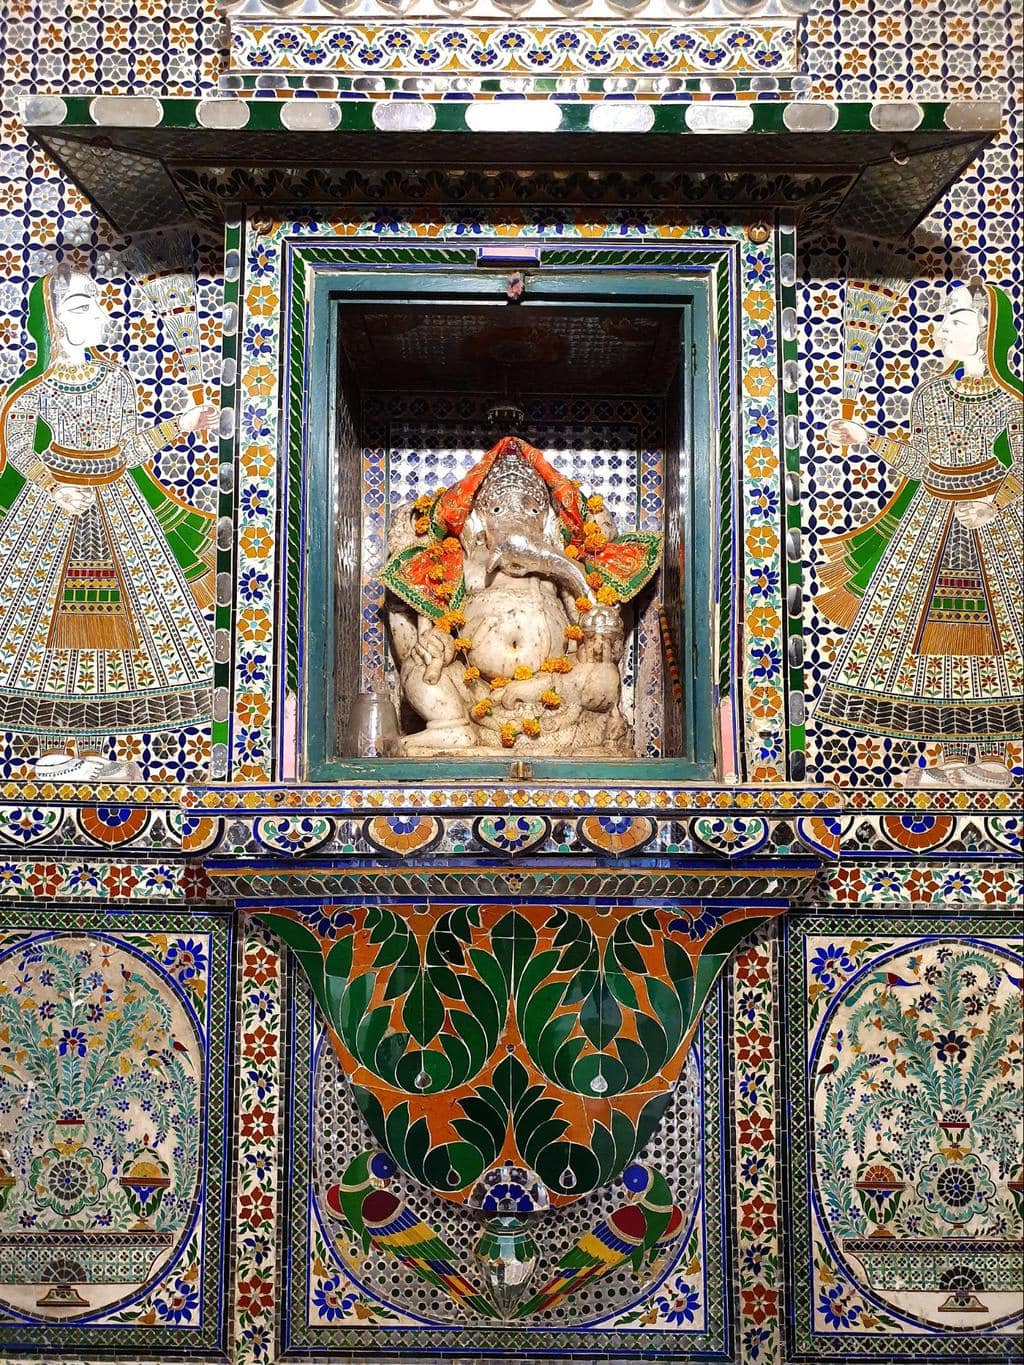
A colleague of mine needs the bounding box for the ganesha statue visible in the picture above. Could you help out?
[381,436,661,757]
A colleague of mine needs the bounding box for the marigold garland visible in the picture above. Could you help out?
[596,585,619,606]
[414,516,430,536]
[453,636,473,652]
[470,698,492,720]
[564,624,584,642]
[499,722,519,748]
[541,656,573,674]
[575,596,593,614]
[463,666,481,683]
[513,665,534,681]
[490,675,510,690]
[522,717,542,738]
[540,689,561,709]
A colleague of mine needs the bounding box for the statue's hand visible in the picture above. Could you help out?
[828,418,869,449]
[954,498,999,529]
[178,402,217,434]
[412,628,455,685]
[49,484,93,515]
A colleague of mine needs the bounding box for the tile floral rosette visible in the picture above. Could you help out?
[0,929,208,1330]
[805,935,1023,1336]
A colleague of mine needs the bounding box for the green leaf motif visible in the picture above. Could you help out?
[403,973,445,1048]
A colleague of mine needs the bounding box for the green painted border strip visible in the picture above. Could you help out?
[212,217,242,774]
[47,96,977,137]
[777,218,806,779]
[284,254,308,697]
[290,243,719,784]
[712,252,733,706]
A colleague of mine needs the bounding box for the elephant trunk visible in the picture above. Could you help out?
[486,531,593,602]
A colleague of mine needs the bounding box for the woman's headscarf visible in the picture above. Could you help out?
[0,273,62,505]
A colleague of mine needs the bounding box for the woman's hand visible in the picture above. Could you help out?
[828,418,869,448]
[49,484,93,515]
[954,498,999,529]
[178,402,217,434]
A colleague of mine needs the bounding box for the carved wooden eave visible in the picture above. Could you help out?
[22,93,1001,240]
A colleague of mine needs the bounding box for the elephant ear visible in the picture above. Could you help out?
[587,533,663,604]
[380,542,466,620]
[387,501,422,558]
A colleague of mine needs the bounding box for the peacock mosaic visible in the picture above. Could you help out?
[288,999,718,1351]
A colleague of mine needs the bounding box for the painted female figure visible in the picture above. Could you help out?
[816,281,1022,788]
[0,265,216,767]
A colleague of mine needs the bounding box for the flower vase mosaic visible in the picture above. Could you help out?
[794,925,1024,1342]
[0,915,232,1353]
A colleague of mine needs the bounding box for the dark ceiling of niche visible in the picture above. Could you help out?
[338,304,682,397]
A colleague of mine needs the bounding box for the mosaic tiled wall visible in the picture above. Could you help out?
[0,0,225,786]
[0,909,234,1357]
[800,0,1023,787]
[1,0,1021,787]
[0,0,1021,1361]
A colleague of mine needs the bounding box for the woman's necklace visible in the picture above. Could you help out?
[949,370,998,397]
[51,357,100,384]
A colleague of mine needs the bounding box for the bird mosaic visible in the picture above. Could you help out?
[514,1163,682,1317]
[324,1152,686,1321]
[327,1150,497,1317]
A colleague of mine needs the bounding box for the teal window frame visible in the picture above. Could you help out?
[300,247,719,783]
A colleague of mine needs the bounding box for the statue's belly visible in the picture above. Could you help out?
[464,586,567,677]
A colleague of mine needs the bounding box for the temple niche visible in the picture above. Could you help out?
[327,300,695,770]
